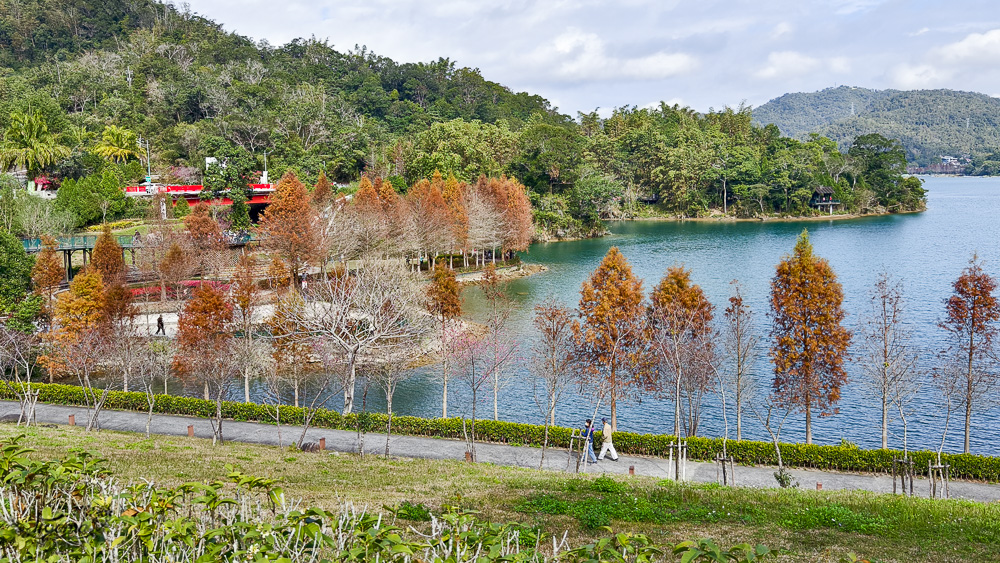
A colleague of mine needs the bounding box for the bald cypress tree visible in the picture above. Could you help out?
[770,230,851,444]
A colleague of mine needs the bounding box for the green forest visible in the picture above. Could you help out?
[0,0,924,239]
[753,86,1000,169]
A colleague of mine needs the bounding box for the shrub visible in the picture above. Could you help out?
[6,381,1000,482]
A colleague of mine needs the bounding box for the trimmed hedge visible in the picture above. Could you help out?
[3,381,999,482]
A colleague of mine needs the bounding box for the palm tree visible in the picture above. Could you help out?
[93,124,140,164]
[0,112,70,186]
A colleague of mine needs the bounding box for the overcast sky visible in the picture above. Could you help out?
[184,0,1000,116]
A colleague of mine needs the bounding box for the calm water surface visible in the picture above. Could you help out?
[252,176,1000,454]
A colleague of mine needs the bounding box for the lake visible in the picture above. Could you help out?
[354,175,1000,456]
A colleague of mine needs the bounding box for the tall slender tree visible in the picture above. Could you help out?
[723,280,759,441]
[938,255,1000,454]
[427,263,462,417]
[574,247,648,431]
[649,265,715,438]
[31,235,64,326]
[174,282,236,444]
[859,272,921,449]
[769,229,851,444]
[258,171,319,289]
[532,298,577,467]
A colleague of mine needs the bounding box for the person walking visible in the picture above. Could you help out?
[598,417,619,461]
[155,315,165,335]
[582,419,598,464]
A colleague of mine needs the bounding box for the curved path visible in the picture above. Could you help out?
[3,400,999,503]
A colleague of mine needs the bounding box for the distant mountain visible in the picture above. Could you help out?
[752,86,1000,166]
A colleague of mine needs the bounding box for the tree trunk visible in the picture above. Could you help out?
[343,354,357,414]
[674,366,682,438]
[965,401,972,454]
[805,400,812,445]
[244,369,250,403]
[882,394,888,449]
[294,379,299,408]
[736,391,742,441]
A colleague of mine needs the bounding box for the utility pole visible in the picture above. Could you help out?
[137,136,152,183]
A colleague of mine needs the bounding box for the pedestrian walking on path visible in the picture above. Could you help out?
[582,419,598,464]
[155,315,165,335]
[598,417,619,461]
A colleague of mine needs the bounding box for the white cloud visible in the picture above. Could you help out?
[829,56,852,73]
[528,27,697,82]
[771,22,793,39]
[830,0,885,15]
[755,51,821,79]
[888,63,950,89]
[641,98,685,110]
[910,27,930,37]
[935,28,1000,64]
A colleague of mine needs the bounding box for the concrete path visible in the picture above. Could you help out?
[4,401,1000,503]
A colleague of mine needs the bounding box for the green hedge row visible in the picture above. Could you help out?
[3,381,998,482]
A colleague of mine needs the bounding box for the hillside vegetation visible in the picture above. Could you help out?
[0,0,923,240]
[753,86,1000,167]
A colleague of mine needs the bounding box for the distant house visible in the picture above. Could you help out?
[810,186,840,214]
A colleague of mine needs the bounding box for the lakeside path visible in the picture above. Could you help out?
[4,400,1000,503]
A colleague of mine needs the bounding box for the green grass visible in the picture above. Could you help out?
[1,424,995,562]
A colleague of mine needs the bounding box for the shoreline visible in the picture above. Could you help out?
[533,208,928,243]
[621,208,926,224]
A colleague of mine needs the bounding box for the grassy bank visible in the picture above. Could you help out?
[2,424,997,562]
[6,381,1000,482]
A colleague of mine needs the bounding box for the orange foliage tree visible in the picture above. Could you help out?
[230,252,266,402]
[312,171,332,210]
[42,270,106,382]
[258,171,319,290]
[649,265,715,438]
[474,175,533,259]
[427,262,462,417]
[183,203,225,278]
[90,226,125,285]
[573,247,648,431]
[175,282,235,444]
[769,230,851,444]
[31,235,64,325]
[938,254,1000,453]
[406,176,452,268]
[90,226,134,327]
[441,173,469,266]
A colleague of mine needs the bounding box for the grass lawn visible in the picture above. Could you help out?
[1,424,995,562]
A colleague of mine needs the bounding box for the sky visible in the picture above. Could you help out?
[183,0,1000,116]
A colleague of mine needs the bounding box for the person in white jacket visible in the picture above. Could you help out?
[598,417,619,461]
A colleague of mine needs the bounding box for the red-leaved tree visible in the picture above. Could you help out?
[769,229,851,444]
[938,254,1000,454]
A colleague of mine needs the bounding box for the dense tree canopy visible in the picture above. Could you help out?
[0,0,925,239]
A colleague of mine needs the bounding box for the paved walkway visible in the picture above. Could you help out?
[3,401,1000,503]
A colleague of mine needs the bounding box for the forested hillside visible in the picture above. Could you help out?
[753,86,1000,167]
[0,0,924,238]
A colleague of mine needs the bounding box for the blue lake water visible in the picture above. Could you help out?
[213,176,1000,454]
[362,175,1000,455]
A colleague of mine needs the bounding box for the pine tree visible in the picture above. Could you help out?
[649,265,715,438]
[90,226,125,285]
[938,255,1000,453]
[769,229,851,444]
[574,247,648,431]
[31,235,64,324]
[259,171,318,289]
[427,262,462,417]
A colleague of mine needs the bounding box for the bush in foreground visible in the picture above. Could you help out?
[0,434,780,562]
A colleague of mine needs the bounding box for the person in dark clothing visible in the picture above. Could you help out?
[155,315,165,335]
[582,419,598,464]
